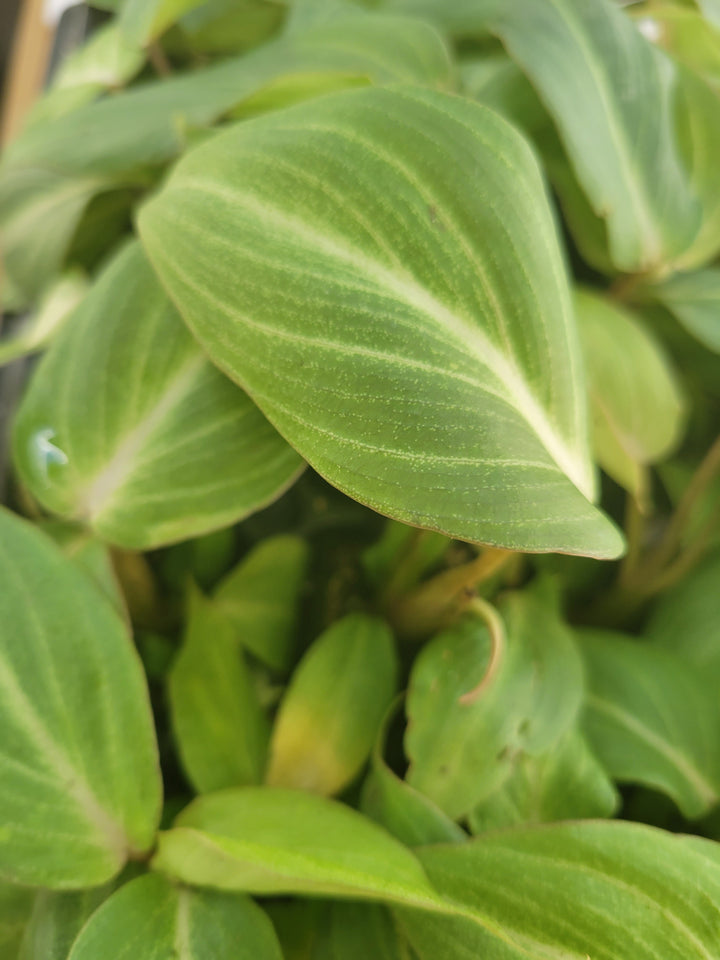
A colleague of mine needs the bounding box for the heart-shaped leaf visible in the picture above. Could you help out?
[67,874,282,960]
[152,787,441,909]
[580,629,720,818]
[12,241,303,549]
[0,509,162,888]
[399,821,720,960]
[139,85,622,558]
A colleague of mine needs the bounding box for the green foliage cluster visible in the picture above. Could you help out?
[2,0,720,956]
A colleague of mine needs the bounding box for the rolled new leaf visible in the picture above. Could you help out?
[139,85,622,558]
[266,613,397,795]
[0,509,162,888]
[12,241,303,549]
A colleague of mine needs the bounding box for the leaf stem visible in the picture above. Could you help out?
[389,547,511,641]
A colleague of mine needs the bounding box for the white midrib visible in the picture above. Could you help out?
[0,650,128,860]
[181,179,593,499]
[174,890,193,960]
[77,355,204,520]
[588,694,719,808]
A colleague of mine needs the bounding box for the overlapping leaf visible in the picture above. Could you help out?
[0,13,451,300]
[19,885,115,960]
[576,289,686,498]
[639,268,720,354]
[169,588,270,793]
[139,85,622,557]
[0,509,162,888]
[580,629,720,818]
[67,874,282,960]
[12,242,302,549]
[399,821,720,960]
[489,0,701,274]
[152,787,441,909]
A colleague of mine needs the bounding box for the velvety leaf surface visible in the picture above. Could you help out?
[19,885,114,960]
[67,873,282,960]
[406,584,583,818]
[0,883,34,959]
[646,551,720,685]
[13,242,302,549]
[640,268,720,354]
[169,588,270,794]
[400,821,720,960]
[576,289,686,498]
[0,509,162,888]
[0,14,450,301]
[580,629,720,818]
[468,727,619,833]
[267,613,397,795]
[212,536,308,672]
[152,787,440,908]
[490,0,700,273]
[139,85,623,558]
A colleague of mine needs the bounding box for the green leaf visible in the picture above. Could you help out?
[169,588,270,794]
[0,883,34,960]
[139,85,622,559]
[639,268,720,354]
[633,5,720,93]
[698,0,720,30]
[177,0,285,55]
[646,551,720,686]
[361,702,468,847]
[580,629,720,818]
[0,508,161,888]
[0,14,450,301]
[152,787,440,909]
[12,241,302,550]
[490,0,701,273]
[327,903,411,960]
[0,271,87,368]
[362,522,450,598]
[405,584,583,819]
[576,289,687,498]
[267,613,397,795]
[212,536,309,672]
[468,727,619,833]
[19,885,114,960]
[40,521,126,619]
[120,0,210,45]
[67,873,282,960]
[399,820,720,960]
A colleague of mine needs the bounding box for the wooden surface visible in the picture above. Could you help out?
[1,0,53,145]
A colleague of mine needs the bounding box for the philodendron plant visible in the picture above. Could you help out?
[3,0,720,956]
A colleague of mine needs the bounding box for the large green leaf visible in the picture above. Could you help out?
[405,584,583,818]
[490,0,700,274]
[0,509,162,888]
[0,14,450,301]
[169,588,270,794]
[120,0,210,44]
[19,885,114,960]
[639,268,720,354]
[468,727,619,833]
[399,821,720,959]
[139,85,622,558]
[580,629,720,819]
[212,536,308,672]
[0,884,34,959]
[12,242,302,549]
[646,551,720,686]
[267,613,397,795]
[67,874,282,960]
[152,787,440,909]
[576,289,686,498]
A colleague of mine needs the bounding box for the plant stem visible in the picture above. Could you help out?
[646,433,720,576]
[389,546,511,641]
[148,42,172,77]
